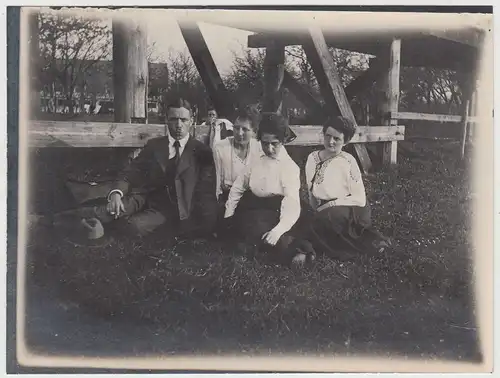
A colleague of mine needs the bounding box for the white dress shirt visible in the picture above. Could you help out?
[305,150,366,210]
[212,137,262,199]
[224,147,301,239]
[107,131,190,200]
[166,130,190,159]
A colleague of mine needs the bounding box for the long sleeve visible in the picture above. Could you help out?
[271,163,301,237]
[334,156,366,207]
[110,139,155,197]
[224,165,250,218]
[213,143,223,199]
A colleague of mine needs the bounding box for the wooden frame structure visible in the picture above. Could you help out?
[28,11,483,170]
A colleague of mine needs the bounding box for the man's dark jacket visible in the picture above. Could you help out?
[112,135,218,234]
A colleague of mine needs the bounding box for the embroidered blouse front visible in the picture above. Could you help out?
[305,150,366,209]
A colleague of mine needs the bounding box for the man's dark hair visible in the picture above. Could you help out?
[166,98,192,113]
[322,116,357,143]
[257,112,289,143]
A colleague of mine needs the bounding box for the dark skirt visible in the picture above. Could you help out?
[234,191,284,245]
[226,191,315,264]
[307,202,387,261]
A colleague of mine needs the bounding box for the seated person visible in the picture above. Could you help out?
[57,98,218,239]
[305,116,391,260]
[201,107,234,149]
[212,105,261,204]
[223,113,315,265]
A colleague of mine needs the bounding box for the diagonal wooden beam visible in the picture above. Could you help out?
[178,20,234,118]
[283,57,384,121]
[302,27,372,173]
[282,71,327,117]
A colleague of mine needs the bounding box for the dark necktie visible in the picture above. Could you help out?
[173,140,181,165]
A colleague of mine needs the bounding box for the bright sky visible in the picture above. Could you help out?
[145,17,253,76]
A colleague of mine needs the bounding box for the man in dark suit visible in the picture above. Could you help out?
[79,98,218,238]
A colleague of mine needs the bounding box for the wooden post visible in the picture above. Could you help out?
[365,102,370,126]
[460,99,470,159]
[458,70,475,160]
[380,39,401,166]
[263,41,285,113]
[178,20,233,119]
[302,27,372,173]
[112,19,149,123]
[29,11,39,118]
[467,90,477,143]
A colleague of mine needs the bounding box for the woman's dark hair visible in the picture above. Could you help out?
[166,98,192,113]
[257,112,289,143]
[322,116,357,143]
[234,104,261,133]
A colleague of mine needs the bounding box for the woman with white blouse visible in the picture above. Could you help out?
[223,113,315,265]
[305,116,391,260]
[212,106,261,204]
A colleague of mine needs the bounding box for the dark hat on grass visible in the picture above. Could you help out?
[63,218,113,248]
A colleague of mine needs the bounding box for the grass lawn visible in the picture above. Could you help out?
[24,139,481,363]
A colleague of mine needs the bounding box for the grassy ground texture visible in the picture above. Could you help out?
[24,139,480,362]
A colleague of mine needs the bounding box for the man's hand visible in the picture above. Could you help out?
[107,193,125,219]
[262,228,283,246]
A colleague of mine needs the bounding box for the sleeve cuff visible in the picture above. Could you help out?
[107,189,124,201]
[271,224,288,239]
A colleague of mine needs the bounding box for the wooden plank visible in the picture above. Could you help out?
[302,26,372,173]
[263,40,285,113]
[248,33,476,70]
[392,111,478,124]
[286,125,405,146]
[426,29,483,48]
[28,121,405,148]
[112,19,149,122]
[178,20,234,118]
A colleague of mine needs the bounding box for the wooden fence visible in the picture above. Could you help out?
[27,120,405,149]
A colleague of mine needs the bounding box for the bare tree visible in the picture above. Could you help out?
[38,12,112,113]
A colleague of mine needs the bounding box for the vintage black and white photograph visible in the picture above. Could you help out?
[11,5,494,372]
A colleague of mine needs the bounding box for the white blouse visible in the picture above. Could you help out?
[212,137,262,199]
[305,150,366,210]
[224,147,301,239]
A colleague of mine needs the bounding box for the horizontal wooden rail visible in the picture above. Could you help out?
[391,111,478,124]
[27,120,405,148]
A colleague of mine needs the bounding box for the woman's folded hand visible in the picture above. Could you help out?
[262,228,283,246]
